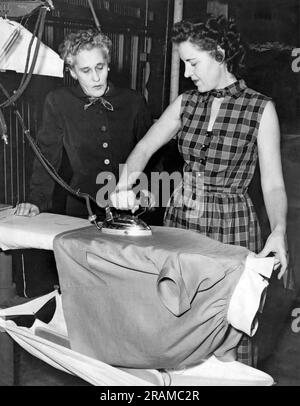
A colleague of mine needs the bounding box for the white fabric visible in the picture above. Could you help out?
[0,212,89,251]
[0,290,58,317]
[0,292,274,386]
[170,355,274,386]
[227,254,275,336]
[0,18,63,77]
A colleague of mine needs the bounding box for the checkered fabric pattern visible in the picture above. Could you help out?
[164,79,271,366]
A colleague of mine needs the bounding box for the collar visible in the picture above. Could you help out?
[200,79,247,102]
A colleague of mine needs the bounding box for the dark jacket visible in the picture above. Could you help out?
[29,82,152,218]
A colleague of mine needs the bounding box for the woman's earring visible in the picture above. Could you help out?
[215,52,225,63]
[108,67,110,71]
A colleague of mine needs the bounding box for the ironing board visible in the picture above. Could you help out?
[0,211,274,385]
[0,290,274,386]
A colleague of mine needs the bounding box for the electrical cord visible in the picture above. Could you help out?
[16,109,101,227]
[19,5,43,88]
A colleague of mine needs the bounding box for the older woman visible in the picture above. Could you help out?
[110,15,288,366]
[15,29,152,218]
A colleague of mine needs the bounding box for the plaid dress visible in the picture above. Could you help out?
[164,79,271,365]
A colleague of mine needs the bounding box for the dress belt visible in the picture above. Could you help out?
[203,184,247,195]
[182,170,247,195]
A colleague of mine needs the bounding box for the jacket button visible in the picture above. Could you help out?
[101,125,107,132]
[104,159,110,165]
[102,142,108,148]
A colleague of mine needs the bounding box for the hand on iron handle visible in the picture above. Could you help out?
[110,189,156,213]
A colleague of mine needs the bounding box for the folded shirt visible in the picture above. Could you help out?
[53,225,274,369]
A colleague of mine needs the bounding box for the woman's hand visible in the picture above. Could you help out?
[14,203,40,217]
[138,189,156,211]
[110,189,139,213]
[256,228,288,279]
[110,189,156,213]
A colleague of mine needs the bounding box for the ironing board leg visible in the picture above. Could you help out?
[0,251,16,302]
[0,331,19,386]
[0,251,19,386]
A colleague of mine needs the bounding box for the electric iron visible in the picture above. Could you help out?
[99,206,152,236]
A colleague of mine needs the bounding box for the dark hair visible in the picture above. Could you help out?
[59,29,112,68]
[171,15,245,78]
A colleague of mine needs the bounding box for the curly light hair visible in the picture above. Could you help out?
[171,15,246,78]
[59,29,112,68]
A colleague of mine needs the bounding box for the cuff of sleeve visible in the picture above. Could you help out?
[227,254,275,337]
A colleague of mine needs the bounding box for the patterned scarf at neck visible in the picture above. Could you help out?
[84,86,114,111]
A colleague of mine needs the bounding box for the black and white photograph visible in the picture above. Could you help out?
[0,0,299,390]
